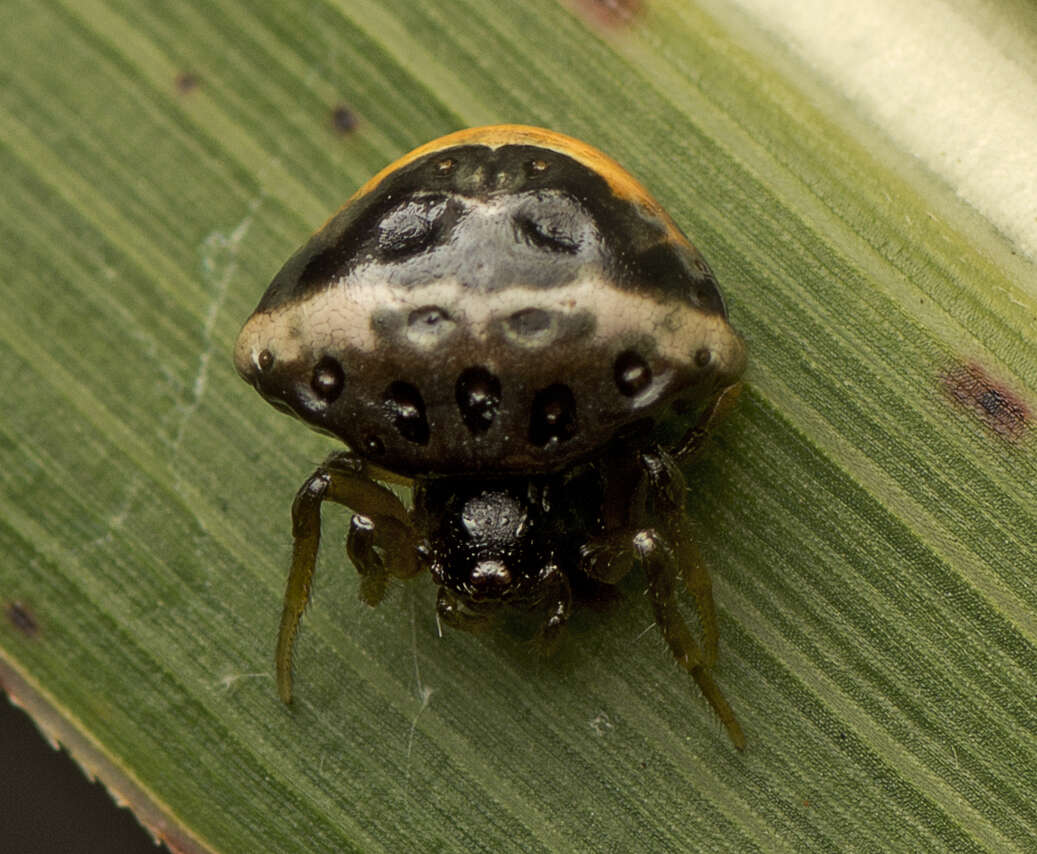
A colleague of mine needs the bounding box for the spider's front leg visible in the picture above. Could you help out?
[536,561,573,655]
[277,451,421,703]
[671,380,743,462]
[579,445,744,749]
[635,522,745,750]
[639,451,719,667]
[640,448,744,748]
[346,512,424,608]
[435,587,496,635]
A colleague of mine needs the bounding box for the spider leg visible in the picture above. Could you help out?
[671,381,743,462]
[578,447,644,585]
[673,515,718,666]
[578,444,743,748]
[277,451,418,703]
[435,587,495,634]
[640,447,722,664]
[662,379,741,664]
[577,446,681,585]
[636,525,744,750]
[347,513,424,607]
[579,537,635,585]
[537,562,573,656]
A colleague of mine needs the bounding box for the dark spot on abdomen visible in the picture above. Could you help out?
[515,212,580,254]
[406,305,456,346]
[613,349,652,397]
[530,383,578,447]
[506,308,552,337]
[384,381,430,444]
[377,196,452,260]
[311,356,345,402]
[456,367,502,434]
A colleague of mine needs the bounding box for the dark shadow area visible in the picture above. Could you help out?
[0,697,170,854]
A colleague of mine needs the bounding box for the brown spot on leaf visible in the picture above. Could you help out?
[6,602,38,638]
[174,71,200,95]
[567,0,643,29]
[331,104,359,135]
[941,362,1030,441]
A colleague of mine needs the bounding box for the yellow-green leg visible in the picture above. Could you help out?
[637,526,744,750]
[578,446,743,748]
[276,452,417,704]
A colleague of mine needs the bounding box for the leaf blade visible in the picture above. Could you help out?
[1,1,1034,852]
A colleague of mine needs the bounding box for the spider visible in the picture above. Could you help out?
[234,125,747,748]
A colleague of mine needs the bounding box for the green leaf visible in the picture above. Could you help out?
[2,1,1034,852]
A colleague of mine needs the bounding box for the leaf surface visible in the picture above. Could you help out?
[1,1,1034,852]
